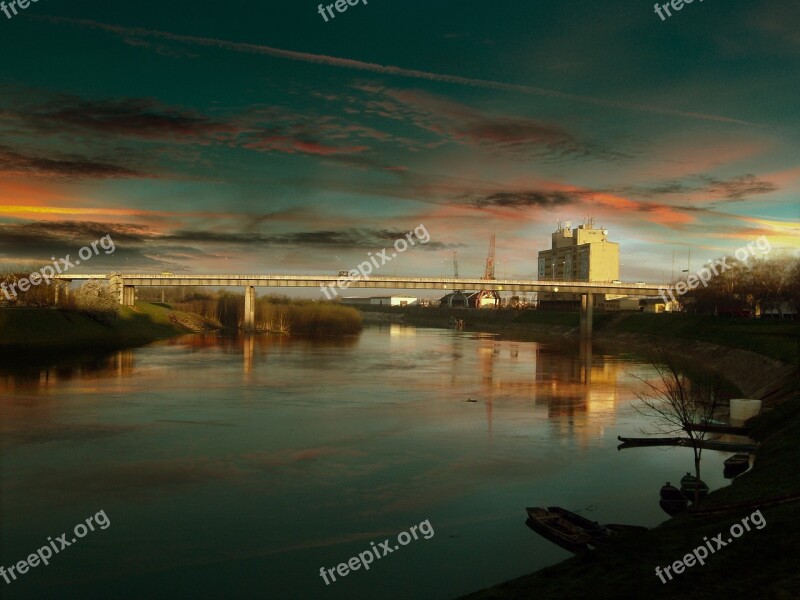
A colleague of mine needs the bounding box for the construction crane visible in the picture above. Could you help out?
[477,234,501,308]
[483,234,496,281]
[446,251,468,308]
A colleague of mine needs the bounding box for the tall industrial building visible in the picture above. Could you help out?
[537,219,620,308]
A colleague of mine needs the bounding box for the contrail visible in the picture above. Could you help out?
[45,17,752,125]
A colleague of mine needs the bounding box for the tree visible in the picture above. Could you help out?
[634,348,728,505]
[74,281,119,323]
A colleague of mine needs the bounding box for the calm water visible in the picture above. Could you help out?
[0,326,731,599]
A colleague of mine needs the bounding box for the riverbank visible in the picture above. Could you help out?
[461,386,800,599]
[360,307,798,399]
[357,307,798,362]
[413,307,800,598]
[0,302,211,353]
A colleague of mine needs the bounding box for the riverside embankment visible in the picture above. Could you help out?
[461,385,800,599]
[358,306,798,400]
[0,302,210,354]
[372,307,799,599]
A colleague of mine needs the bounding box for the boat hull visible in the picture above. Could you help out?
[525,507,593,553]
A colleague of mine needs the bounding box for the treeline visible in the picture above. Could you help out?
[0,265,53,307]
[683,255,799,317]
[1,267,118,322]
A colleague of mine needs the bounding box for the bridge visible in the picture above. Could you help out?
[54,273,671,338]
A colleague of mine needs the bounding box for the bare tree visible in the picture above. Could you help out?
[74,281,119,323]
[634,348,728,504]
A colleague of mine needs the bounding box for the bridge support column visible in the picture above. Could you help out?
[122,285,136,307]
[580,293,593,338]
[244,286,256,330]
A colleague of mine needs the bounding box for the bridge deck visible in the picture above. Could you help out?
[55,274,670,296]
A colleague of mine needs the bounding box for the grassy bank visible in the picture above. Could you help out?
[462,388,800,600]
[0,302,207,351]
[602,313,799,364]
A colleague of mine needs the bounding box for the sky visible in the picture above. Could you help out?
[0,0,798,286]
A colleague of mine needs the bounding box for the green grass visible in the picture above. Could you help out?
[605,313,800,364]
[0,302,200,350]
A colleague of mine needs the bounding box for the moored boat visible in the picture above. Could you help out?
[525,507,593,553]
[723,453,750,478]
[547,507,610,544]
[680,473,710,497]
[616,435,683,447]
[660,482,686,503]
[659,482,689,515]
[659,498,688,516]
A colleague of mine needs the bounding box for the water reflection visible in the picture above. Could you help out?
[0,326,732,600]
[1,330,627,437]
[0,349,136,394]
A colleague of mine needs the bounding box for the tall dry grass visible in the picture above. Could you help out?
[176,293,362,336]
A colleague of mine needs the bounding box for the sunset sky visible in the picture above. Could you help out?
[0,0,798,286]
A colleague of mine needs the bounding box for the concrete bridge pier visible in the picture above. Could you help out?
[122,285,136,307]
[243,285,256,330]
[580,293,594,338]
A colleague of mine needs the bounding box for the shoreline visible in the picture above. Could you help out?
[381,309,799,598]
[0,303,211,356]
[361,307,797,398]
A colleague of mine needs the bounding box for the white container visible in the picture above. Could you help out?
[730,399,762,423]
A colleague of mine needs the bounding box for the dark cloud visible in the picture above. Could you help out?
[165,227,448,250]
[0,221,150,249]
[702,174,778,200]
[0,94,237,142]
[0,221,172,271]
[0,221,447,272]
[622,174,778,201]
[0,89,392,169]
[459,190,578,209]
[0,145,148,180]
[357,87,625,161]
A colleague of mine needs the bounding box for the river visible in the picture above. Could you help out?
[0,325,731,599]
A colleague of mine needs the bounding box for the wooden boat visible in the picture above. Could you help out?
[660,498,689,516]
[680,473,710,497]
[525,507,592,553]
[547,507,610,544]
[617,435,758,453]
[617,435,683,447]
[660,482,686,503]
[723,453,751,478]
